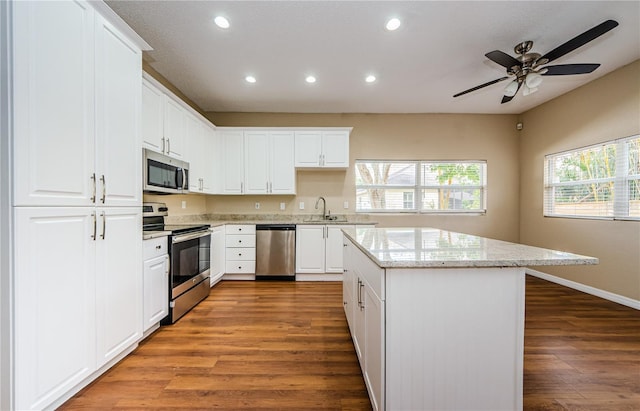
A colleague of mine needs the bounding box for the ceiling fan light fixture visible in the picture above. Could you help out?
[503,80,519,97]
[525,72,543,88]
[523,83,538,96]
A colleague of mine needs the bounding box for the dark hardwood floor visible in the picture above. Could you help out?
[60,276,640,410]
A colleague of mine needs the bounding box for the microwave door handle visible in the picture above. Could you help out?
[182,169,188,190]
[176,169,183,191]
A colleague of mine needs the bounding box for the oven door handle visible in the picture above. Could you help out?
[172,230,211,244]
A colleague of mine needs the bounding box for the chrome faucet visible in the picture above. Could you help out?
[315,196,327,219]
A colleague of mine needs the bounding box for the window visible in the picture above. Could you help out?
[355,160,487,213]
[544,135,640,220]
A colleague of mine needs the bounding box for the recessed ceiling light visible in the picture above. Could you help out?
[305,75,316,84]
[214,16,230,29]
[386,18,401,31]
[245,75,256,83]
[365,75,376,83]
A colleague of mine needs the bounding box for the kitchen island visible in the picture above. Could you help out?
[341,227,598,411]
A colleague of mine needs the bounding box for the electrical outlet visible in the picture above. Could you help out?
[255,202,260,210]
[280,202,286,211]
[343,201,349,209]
[181,200,187,209]
[299,201,305,210]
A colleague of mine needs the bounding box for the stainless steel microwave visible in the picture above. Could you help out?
[143,149,189,194]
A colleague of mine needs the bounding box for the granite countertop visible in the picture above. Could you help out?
[166,213,377,227]
[343,227,598,269]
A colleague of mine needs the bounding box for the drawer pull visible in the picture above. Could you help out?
[156,245,161,249]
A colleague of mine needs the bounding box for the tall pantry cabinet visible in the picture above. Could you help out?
[11,1,149,409]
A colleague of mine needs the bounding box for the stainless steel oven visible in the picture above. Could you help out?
[143,202,211,324]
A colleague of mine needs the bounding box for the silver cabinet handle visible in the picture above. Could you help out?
[240,182,244,193]
[156,245,161,250]
[360,281,365,310]
[269,182,272,193]
[91,212,97,240]
[167,138,171,154]
[100,211,106,239]
[90,173,96,203]
[266,181,269,192]
[161,137,166,154]
[100,175,106,203]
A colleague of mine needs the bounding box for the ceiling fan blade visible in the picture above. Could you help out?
[453,76,509,98]
[485,51,520,69]
[542,63,600,75]
[540,20,618,63]
[501,81,522,104]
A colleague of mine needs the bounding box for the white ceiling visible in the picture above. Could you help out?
[106,1,640,115]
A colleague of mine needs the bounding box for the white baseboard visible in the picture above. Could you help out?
[526,268,640,310]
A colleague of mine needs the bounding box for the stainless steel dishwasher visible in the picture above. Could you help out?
[255,224,296,280]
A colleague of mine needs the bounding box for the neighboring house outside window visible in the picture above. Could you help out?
[355,160,487,214]
[544,134,640,220]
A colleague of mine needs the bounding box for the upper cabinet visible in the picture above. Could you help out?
[295,129,351,168]
[185,113,216,194]
[218,128,296,195]
[141,78,164,153]
[13,0,142,207]
[163,97,186,159]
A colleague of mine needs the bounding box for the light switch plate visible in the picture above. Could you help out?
[280,202,286,210]
[299,201,305,210]
[255,202,260,210]
[181,200,187,209]
[343,201,349,209]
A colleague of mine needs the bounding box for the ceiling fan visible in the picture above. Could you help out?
[453,19,619,104]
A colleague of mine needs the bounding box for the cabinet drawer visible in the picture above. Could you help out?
[143,236,168,260]
[225,224,256,235]
[225,247,255,261]
[226,234,256,248]
[226,261,256,273]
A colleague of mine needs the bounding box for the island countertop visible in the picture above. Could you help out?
[342,226,598,269]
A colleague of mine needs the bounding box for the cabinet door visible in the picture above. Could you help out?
[220,130,244,194]
[14,207,97,410]
[202,126,217,193]
[322,131,350,168]
[185,113,204,192]
[95,208,142,368]
[326,225,354,273]
[95,15,142,207]
[210,226,226,285]
[163,98,185,159]
[364,286,385,411]
[244,130,269,194]
[142,79,165,153]
[295,225,326,273]
[143,254,169,331]
[353,277,366,364]
[270,131,296,194]
[294,131,322,167]
[13,0,95,206]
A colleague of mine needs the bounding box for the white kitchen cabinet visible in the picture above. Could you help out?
[14,208,97,411]
[13,0,95,207]
[96,208,143,368]
[143,236,169,332]
[210,226,225,286]
[185,113,212,193]
[296,224,355,276]
[244,130,270,194]
[344,237,385,411]
[294,129,350,168]
[220,129,245,194]
[13,1,141,208]
[163,97,186,159]
[95,14,142,207]
[14,206,142,410]
[224,224,256,279]
[142,78,165,153]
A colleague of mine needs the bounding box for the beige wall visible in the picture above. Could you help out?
[205,113,521,242]
[142,193,208,216]
[519,60,640,300]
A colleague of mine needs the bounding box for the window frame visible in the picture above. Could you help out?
[355,159,487,214]
[543,134,640,221]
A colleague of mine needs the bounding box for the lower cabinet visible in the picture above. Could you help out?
[224,224,256,279]
[14,207,142,410]
[210,225,225,286]
[295,224,355,278]
[343,237,385,411]
[143,236,169,332]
